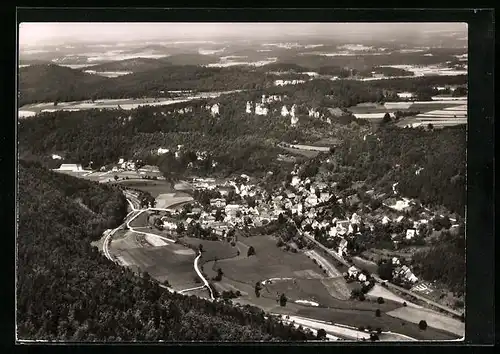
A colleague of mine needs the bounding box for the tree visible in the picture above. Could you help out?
[279,293,287,307]
[198,244,204,253]
[177,222,185,233]
[247,246,255,257]
[114,175,118,181]
[427,123,434,130]
[418,320,428,330]
[378,261,395,281]
[214,268,223,281]
[316,328,327,340]
[377,297,385,304]
[375,309,381,317]
[329,146,335,154]
[382,113,391,124]
[276,238,284,247]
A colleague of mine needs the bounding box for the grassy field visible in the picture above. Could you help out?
[110,239,198,289]
[216,235,322,285]
[386,307,465,337]
[128,211,149,228]
[295,307,459,341]
[180,236,238,263]
[264,278,361,308]
[119,180,174,197]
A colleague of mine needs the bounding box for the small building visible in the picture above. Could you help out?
[210,198,227,208]
[348,266,360,278]
[406,228,416,240]
[58,164,83,172]
[397,92,414,99]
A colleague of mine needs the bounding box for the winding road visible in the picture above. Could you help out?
[102,189,214,299]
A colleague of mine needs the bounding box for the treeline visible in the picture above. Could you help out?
[17,160,315,341]
[279,52,461,70]
[333,125,466,215]
[19,64,278,105]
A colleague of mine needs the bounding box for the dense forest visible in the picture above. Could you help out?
[279,52,462,70]
[17,160,314,341]
[330,125,466,215]
[82,54,219,72]
[17,94,339,172]
[18,64,277,105]
[411,228,466,295]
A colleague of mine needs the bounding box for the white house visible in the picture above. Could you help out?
[406,228,416,240]
[351,212,361,225]
[348,266,360,278]
[291,176,301,187]
[338,238,348,257]
[291,115,299,126]
[381,216,391,225]
[210,198,227,208]
[157,147,170,155]
[255,103,268,116]
[245,101,253,114]
[397,92,414,99]
[358,273,367,282]
[51,154,63,160]
[225,204,241,214]
[392,257,401,265]
[281,105,289,117]
[210,103,220,117]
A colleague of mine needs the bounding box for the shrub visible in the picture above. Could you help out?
[358,294,365,301]
[375,309,381,317]
[358,326,365,332]
[418,320,428,330]
[403,302,407,307]
[247,246,255,257]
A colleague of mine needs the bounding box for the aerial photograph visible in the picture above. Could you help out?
[17,22,467,342]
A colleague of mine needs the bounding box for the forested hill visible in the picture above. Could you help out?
[82,54,219,73]
[17,160,314,341]
[19,64,110,105]
[18,64,276,106]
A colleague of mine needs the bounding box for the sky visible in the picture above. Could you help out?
[19,22,468,46]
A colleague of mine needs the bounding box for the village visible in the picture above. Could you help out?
[126,158,462,296]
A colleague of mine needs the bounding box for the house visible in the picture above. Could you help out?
[58,164,83,172]
[52,154,63,160]
[350,213,361,225]
[225,204,241,214]
[255,103,268,116]
[358,273,367,282]
[397,92,414,99]
[245,101,253,114]
[162,220,178,230]
[348,266,360,278]
[210,198,226,208]
[305,195,319,207]
[381,216,391,225]
[406,228,416,240]
[392,257,401,265]
[338,238,348,257]
[396,215,405,223]
[157,147,169,155]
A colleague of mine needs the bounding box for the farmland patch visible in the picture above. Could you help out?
[386,306,465,337]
